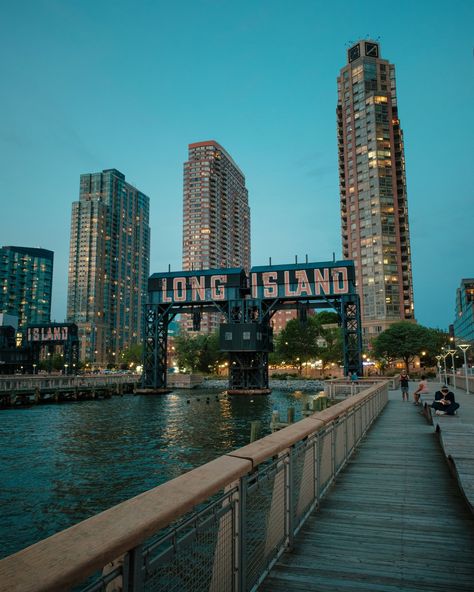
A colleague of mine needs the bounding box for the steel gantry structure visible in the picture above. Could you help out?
[142,260,363,392]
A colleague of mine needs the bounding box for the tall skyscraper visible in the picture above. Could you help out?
[67,169,150,364]
[0,246,53,331]
[337,40,415,343]
[182,141,250,333]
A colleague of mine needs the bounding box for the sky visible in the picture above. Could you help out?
[0,0,472,331]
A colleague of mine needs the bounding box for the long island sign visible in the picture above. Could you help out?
[148,261,356,305]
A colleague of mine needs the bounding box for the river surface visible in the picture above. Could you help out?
[0,387,321,559]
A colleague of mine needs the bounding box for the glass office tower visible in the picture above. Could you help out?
[0,246,53,331]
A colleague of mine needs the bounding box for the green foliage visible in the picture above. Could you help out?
[38,353,66,372]
[276,317,320,374]
[120,343,143,368]
[422,328,450,365]
[274,311,343,374]
[372,322,446,373]
[319,326,343,370]
[174,331,224,374]
[317,310,340,325]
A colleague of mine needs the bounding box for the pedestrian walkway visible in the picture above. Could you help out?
[260,385,474,592]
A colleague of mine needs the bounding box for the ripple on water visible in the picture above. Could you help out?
[0,388,318,557]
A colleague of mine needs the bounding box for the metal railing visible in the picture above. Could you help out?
[0,374,139,393]
[324,376,398,399]
[445,373,474,393]
[0,382,388,592]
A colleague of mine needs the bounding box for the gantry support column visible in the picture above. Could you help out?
[142,305,172,389]
[339,294,363,377]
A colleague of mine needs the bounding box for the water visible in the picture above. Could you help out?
[0,388,319,558]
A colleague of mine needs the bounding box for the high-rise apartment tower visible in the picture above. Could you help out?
[182,141,250,333]
[67,169,150,364]
[337,40,415,343]
[0,246,53,331]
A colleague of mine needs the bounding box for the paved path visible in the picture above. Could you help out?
[260,386,474,592]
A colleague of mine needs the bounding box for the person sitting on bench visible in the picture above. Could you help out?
[431,385,459,416]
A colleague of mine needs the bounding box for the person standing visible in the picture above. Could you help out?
[413,374,429,406]
[400,371,410,401]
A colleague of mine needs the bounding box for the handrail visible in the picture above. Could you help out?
[0,374,139,392]
[325,376,398,398]
[0,382,389,592]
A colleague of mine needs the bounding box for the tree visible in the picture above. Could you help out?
[319,326,343,373]
[372,322,435,373]
[423,328,450,367]
[174,332,201,372]
[120,343,143,369]
[276,317,320,374]
[174,331,224,374]
[316,310,340,326]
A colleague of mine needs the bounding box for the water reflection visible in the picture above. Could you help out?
[0,388,314,558]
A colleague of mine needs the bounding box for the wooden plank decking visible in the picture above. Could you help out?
[260,395,474,591]
[435,420,474,513]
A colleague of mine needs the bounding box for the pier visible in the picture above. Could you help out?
[0,374,139,407]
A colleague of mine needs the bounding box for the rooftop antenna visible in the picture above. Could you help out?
[305,254,308,263]
[269,257,272,266]
[295,255,298,265]
[168,264,171,272]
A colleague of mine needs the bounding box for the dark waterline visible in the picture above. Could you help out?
[0,388,319,558]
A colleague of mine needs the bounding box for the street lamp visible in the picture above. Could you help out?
[441,352,449,385]
[435,355,442,382]
[32,364,37,375]
[64,363,69,376]
[458,344,471,394]
[447,349,456,389]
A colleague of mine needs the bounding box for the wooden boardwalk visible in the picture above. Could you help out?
[260,394,474,592]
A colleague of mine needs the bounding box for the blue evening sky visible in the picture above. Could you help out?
[0,0,472,331]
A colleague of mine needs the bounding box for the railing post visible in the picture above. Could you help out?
[314,433,320,507]
[286,448,295,551]
[331,423,336,480]
[344,412,348,462]
[124,545,144,591]
[237,475,248,592]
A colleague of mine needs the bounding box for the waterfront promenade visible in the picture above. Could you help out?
[261,380,474,592]
[0,379,473,591]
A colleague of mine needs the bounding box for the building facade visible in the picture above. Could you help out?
[337,41,415,344]
[0,246,53,331]
[454,278,474,345]
[182,141,250,333]
[67,169,150,364]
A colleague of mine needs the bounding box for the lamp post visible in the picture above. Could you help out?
[32,364,37,375]
[447,349,456,389]
[435,355,442,383]
[64,363,69,376]
[441,353,449,386]
[458,344,471,394]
